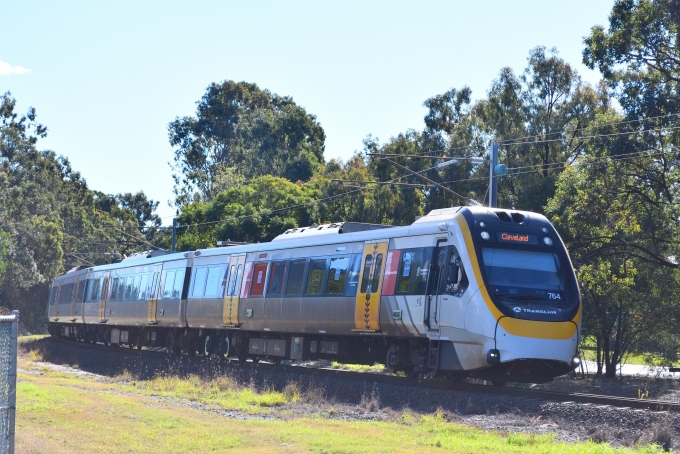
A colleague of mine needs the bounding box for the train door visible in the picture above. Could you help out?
[353,241,388,332]
[147,265,162,324]
[70,276,80,322]
[223,255,245,326]
[98,274,110,322]
[427,240,449,331]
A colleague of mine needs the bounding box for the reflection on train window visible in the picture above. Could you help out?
[192,267,208,298]
[132,275,142,300]
[49,286,58,306]
[172,270,185,298]
[88,278,101,302]
[162,271,175,298]
[233,264,243,297]
[345,255,362,296]
[204,266,221,297]
[285,260,306,295]
[77,279,87,302]
[360,255,373,293]
[397,252,414,293]
[360,253,384,293]
[250,263,268,296]
[138,274,149,300]
[110,278,119,300]
[396,248,431,295]
[305,259,327,295]
[326,257,349,295]
[482,249,563,291]
[226,265,236,296]
[116,278,125,300]
[59,283,74,304]
[123,276,133,300]
[267,262,286,296]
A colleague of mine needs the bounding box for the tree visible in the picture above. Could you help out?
[547,113,680,376]
[176,175,320,250]
[168,81,326,206]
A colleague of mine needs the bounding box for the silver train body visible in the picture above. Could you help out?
[47,206,582,383]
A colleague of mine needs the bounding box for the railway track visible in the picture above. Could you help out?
[46,336,680,413]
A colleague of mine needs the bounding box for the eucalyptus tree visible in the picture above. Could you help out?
[168,81,326,207]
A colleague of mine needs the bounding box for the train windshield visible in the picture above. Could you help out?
[482,248,563,292]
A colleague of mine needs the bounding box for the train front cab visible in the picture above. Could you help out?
[434,208,581,383]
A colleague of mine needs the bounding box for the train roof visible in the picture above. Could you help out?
[54,206,550,280]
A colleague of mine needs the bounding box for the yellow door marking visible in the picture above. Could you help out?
[354,242,388,331]
[223,255,245,326]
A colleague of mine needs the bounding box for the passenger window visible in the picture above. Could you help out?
[192,267,208,298]
[123,276,133,300]
[360,255,373,293]
[267,262,286,296]
[131,275,142,300]
[233,264,243,297]
[326,257,349,295]
[397,252,414,293]
[226,265,237,296]
[116,277,125,301]
[250,263,268,296]
[77,279,87,302]
[162,270,176,299]
[138,274,149,300]
[110,278,119,300]
[345,255,362,296]
[372,254,384,290]
[204,266,221,297]
[89,279,101,302]
[305,259,326,295]
[285,260,306,295]
[173,269,185,299]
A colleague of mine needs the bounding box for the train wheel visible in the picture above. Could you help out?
[385,345,400,374]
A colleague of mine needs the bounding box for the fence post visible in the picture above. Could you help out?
[0,310,18,454]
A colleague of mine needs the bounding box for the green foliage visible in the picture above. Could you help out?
[168,80,326,206]
[0,92,164,328]
[176,175,319,249]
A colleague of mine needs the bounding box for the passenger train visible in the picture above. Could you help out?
[47,206,582,384]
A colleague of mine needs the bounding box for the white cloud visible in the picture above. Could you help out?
[0,60,32,75]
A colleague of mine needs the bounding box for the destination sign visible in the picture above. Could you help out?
[496,232,538,245]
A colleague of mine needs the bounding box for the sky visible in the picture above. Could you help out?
[1,1,614,224]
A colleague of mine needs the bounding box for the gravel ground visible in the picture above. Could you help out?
[22,338,680,450]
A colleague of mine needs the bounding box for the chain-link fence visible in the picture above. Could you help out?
[0,311,18,454]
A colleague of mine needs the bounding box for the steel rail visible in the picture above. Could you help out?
[46,336,680,412]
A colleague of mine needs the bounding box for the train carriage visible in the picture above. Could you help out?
[47,206,581,383]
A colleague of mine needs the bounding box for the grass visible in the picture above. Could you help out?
[330,361,386,374]
[13,346,669,453]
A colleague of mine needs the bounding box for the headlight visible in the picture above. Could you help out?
[543,237,553,246]
[481,231,491,240]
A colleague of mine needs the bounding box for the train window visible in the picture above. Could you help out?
[110,278,119,301]
[305,259,327,295]
[172,269,185,298]
[345,255,362,297]
[360,253,384,293]
[49,285,58,305]
[226,265,237,296]
[233,264,243,297]
[59,283,74,304]
[131,275,142,300]
[285,260,306,295]
[444,246,468,297]
[162,270,176,298]
[204,266,221,297]
[397,252,415,293]
[123,276,133,300]
[115,277,125,301]
[138,274,149,300]
[77,279,86,302]
[326,257,349,295]
[88,278,101,302]
[250,263,268,296]
[192,267,208,298]
[267,262,286,296]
